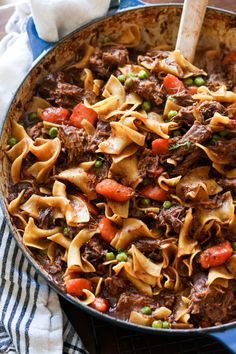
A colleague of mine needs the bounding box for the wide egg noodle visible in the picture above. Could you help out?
[8,190,27,227]
[6,138,30,184]
[176,166,223,201]
[111,218,158,250]
[109,155,142,188]
[23,217,61,250]
[177,208,197,257]
[193,85,236,103]
[116,24,141,47]
[207,265,234,287]
[102,74,126,106]
[67,228,98,273]
[27,138,61,183]
[66,43,94,70]
[57,167,96,200]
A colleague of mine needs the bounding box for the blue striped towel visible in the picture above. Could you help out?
[0,1,111,353]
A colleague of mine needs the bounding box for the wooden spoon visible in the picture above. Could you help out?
[175,0,208,63]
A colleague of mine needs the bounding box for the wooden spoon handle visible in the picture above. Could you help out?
[175,0,208,63]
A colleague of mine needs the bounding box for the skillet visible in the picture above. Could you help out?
[0,0,236,352]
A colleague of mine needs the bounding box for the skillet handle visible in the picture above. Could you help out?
[209,327,236,353]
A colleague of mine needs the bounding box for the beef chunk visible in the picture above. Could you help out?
[8,182,38,203]
[89,45,129,78]
[26,122,43,139]
[132,74,163,105]
[156,205,186,233]
[38,207,55,229]
[170,122,212,159]
[198,101,227,120]
[207,137,236,164]
[189,274,236,327]
[116,292,156,315]
[58,121,111,163]
[38,71,85,108]
[138,149,160,178]
[83,236,106,264]
[171,106,198,127]
[170,151,201,176]
[105,276,128,297]
[171,92,195,107]
[218,178,236,194]
[59,125,89,163]
[133,238,163,262]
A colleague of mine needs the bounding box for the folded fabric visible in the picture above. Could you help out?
[0,1,112,353]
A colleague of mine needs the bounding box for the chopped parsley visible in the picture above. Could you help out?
[169,140,191,151]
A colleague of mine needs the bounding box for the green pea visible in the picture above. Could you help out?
[173,130,181,137]
[162,321,171,329]
[152,320,163,328]
[105,252,115,261]
[141,198,151,207]
[8,137,17,147]
[138,70,148,80]
[232,242,236,252]
[94,160,103,168]
[125,78,134,89]
[212,134,220,141]
[168,110,178,119]
[49,127,58,138]
[194,76,205,87]
[142,101,151,112]
[63,227,69,236]
[140,306,152,315]
[28,112,38,121]
[219,130,227,137]
[116,252,128,262]
[142,177,150,186]
[183,78,194,86]
[117,74,126,83]
[163,201,172,209]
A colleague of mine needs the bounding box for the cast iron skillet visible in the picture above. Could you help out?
[0,0,236,352]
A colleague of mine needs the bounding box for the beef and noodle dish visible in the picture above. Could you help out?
[5,25,236,329]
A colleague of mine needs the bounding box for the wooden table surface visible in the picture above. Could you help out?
[0,1,235,353]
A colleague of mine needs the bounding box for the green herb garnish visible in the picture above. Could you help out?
[169,140,191,151]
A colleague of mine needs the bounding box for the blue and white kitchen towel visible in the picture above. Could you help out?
[0,1,111,353]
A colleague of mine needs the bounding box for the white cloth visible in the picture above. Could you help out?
[0,1,111,353]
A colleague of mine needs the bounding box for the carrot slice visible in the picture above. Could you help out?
[69,103,97,128]
[99,217,118,243]
[199,241,233,269]
[140,185,168,201]
[90,297,110,312]
[152,139,170,155]
[66,278,92,297]
[95,179,133,202]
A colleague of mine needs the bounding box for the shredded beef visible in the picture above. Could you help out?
[170,122,212,159]
[105,276,128,297]
[26,122,43,139]
[207,138,236,163]
[156,205,186,233]
[8,182,37,203]
[133,238,163,262]
[198,101,227,120]
[115,292,156,314]
[171,106,199,127]
[89,45,129,78]
[38,71,85,108]
[38,207,55,229]
[58,121,111,163]
[83,236,106,264]
[189,274,236,327]
[171,92,195,107]
[131,74,163,105]
[170,151,201,176]
[138,149,160,178]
